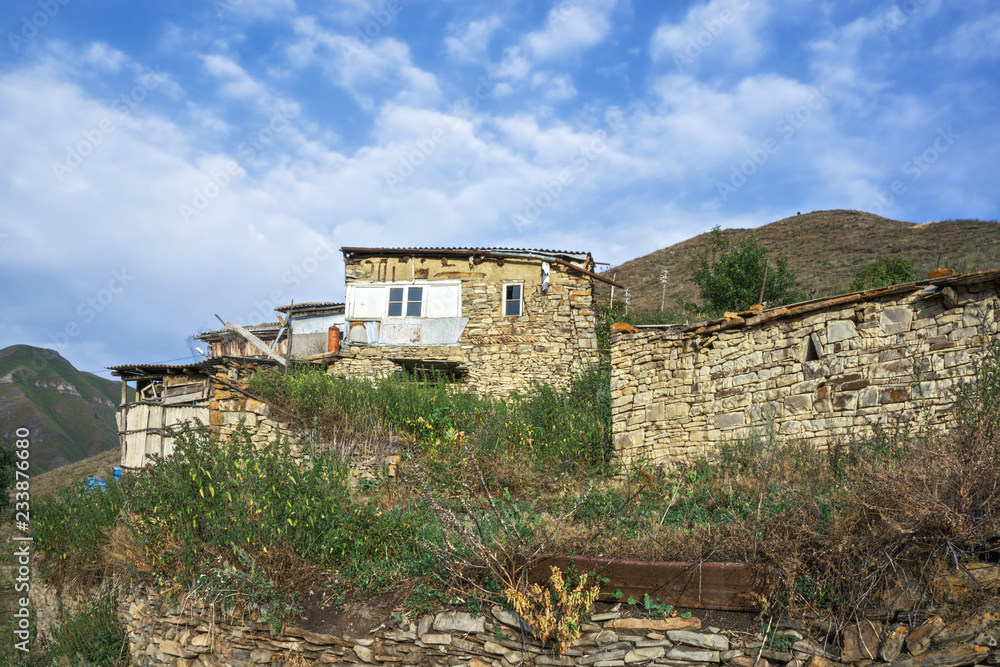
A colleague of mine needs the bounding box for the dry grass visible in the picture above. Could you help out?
[30,448,119,498]
[596,210,1000,313]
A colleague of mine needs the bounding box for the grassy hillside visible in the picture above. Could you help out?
[0,345,126,474]
[596,210,1000,313]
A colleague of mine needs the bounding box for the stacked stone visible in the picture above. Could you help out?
[33,574,1000,667]
[610,280,1000,467]
[210,375,294,449]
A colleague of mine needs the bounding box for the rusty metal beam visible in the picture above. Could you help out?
[525,556,773,612]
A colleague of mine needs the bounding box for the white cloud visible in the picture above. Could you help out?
[495,0,618,86]
[445,15,503,62]
[650,0,770,69]
[531,71,578,101]
[288,17,440,109]
[201,54,267,100]
[79,42,128,72]
[936,11,1000,61]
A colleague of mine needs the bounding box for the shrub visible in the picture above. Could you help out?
[690,227,805,317]
[33,479,124,587]
[848,256,919,291]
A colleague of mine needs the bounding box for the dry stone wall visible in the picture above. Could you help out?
[611,276,1000,466]
[33,580,1000,667]
[330,256,599,397]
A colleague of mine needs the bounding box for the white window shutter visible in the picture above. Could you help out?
[425,284,461,318]
[348,285,386,319]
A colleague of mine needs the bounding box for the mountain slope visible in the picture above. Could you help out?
[0,345,125,474]
[597,210,1000,313]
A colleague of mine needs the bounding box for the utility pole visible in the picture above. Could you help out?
[660,268,670,311]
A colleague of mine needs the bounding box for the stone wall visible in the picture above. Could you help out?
[208,367,297,450]
[611,274,1000,466]
[33,579,1000,667]
[329,255,599,396]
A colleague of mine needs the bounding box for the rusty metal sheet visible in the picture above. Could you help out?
[526,556,770,612]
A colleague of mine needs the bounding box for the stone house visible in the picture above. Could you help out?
[328,247,620,396]
[610,270,1000,466]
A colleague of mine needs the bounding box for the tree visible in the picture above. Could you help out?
[0,441,15,512]
[848,257,919,292]
[690,227,805,317]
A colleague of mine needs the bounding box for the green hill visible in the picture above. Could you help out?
[0,345,127,474]
[597,210,1000,313]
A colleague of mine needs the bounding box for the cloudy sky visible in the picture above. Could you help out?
[1,0,998,377]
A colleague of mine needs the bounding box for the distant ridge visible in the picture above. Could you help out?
[0,345,125,474]
[597,209,1000,313]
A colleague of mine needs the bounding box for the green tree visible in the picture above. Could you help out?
[0,440,15,512]
[848,257,919,292]
[690,227,805,317]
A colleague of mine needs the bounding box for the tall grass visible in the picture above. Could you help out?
[250,364,615,482]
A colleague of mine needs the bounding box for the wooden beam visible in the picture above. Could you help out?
[215,314,288,365]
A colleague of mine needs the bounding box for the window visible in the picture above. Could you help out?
[504,283,522,316]
[388,287,404,317]
[347,280,459,320]
[406,286,423,316]
[388,286,423,317]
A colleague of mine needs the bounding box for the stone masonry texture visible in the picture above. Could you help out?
[610,275,1000,467]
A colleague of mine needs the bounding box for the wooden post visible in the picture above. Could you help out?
[120,378,128,466]
[609,272,617,307]
[758,261,769,306]
[285,301,294,376]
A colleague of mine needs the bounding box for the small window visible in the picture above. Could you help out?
[387,287,404,317]
[504,284,522,316]
[406,286,423,317]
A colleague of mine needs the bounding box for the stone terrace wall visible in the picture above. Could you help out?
[330,255,599,397]
[611,277,1000,466]
[34,580,1000,667]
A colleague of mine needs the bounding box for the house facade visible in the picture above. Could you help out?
[328,247,617,395]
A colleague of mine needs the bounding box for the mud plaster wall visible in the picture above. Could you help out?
[329,256,599,396]
[611,280,1000,466]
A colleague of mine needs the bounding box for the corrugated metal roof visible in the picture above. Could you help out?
[196,322,282,341]
[275,302,345,314]
[341,246,591,260]
[108,356,284,377]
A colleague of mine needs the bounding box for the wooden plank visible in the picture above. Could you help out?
[123,405,149,468]
[216,315,287,365]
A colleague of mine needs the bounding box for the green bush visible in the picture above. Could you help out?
[251,364,615,478]
[690,227,805,317]
[33,479,124,585]
[848,256,919,291]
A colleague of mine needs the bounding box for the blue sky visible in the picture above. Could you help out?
[1,0,998,378]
